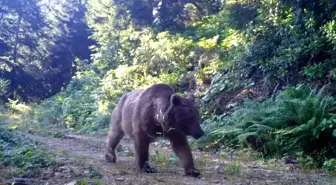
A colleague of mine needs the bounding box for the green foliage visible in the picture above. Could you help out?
[53,131,66,138]
[0,79,9,97]
[198,0,336,116]
[225,161,242,174]
[198,85,336,165]
[297,152,318,170]
[323,158,336,173]
[27,61,111,134]
[133,30,195,75]
[151,150,167,166]
[0,126,56,177]
[6,99,31,113]
[151,150,179,166]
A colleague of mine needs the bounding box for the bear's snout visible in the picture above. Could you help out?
[194,130,205,139]
[191,128,205,140]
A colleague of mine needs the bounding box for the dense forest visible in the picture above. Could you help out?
[1,0,336,184]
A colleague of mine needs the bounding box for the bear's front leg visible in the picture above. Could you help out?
[105,126,124,163]
[170,134,201,177]
[134,134,157,173]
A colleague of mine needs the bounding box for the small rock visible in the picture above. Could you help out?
[285,165,295,171]
[201,177,206,180]
[54,172,63,178]
[59,166,67,170]
[62,135,77,139]
[266,180,276,184]
[115,177,125,181]
[205,164,225,173]
[41,172,52,180]
[59,166,72,173]
[70,166,79,174]
[64,181,76,185]
[27,130,34,134]
[319,173,327,177]
[283,156,298,164]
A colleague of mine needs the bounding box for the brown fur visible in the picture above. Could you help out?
[104,83,204,177]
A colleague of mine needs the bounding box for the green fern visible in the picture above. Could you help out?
[200,84,336,164]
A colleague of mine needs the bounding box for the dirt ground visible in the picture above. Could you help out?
[1,130,332,185]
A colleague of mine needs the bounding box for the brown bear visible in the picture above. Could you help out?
[104,83,205,177]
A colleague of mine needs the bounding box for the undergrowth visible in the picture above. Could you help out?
[197,85,336,168]
[0,126,56,177]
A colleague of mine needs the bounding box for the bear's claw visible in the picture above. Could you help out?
[185,167,201,177]
[141,162,157,173]
[142,166,157,173]
[104,152,116,163]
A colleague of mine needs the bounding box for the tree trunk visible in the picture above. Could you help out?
[294,0,304,27]
[13,14,22,65]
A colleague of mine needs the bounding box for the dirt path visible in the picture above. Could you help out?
[20,132,335,185]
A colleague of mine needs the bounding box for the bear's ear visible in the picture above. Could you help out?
[186,91,195,104]
[170,94,182,106]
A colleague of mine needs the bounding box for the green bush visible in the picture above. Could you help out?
[198,85,336,165]
[323,158,336,173]
[0,126,56,177]
[23,60,111,134]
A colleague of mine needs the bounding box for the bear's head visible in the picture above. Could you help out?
[164,92,205,139]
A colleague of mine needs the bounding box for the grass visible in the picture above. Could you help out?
[225,161,242,174]
[117,145,134,157]
[150,150,180,167]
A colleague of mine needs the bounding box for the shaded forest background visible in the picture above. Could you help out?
[1,0,336,174]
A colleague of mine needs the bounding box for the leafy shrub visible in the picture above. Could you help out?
[31,98,64,126]
[0,126,56,177]
[323,158,336,173]
[296,152,318,170]
[6,99,32,114]
[133,30,195,75]
[198,85,336,164]
[25,60,112,134]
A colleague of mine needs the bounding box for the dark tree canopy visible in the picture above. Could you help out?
[0,0,94,102]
